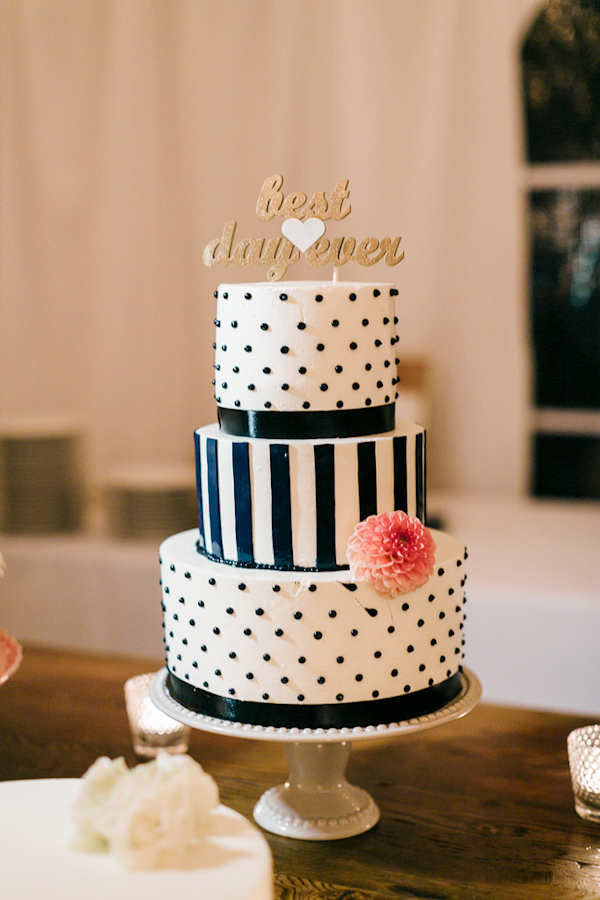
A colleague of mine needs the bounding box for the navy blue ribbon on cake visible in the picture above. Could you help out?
[166,670,463,730]
[218,404,395,440]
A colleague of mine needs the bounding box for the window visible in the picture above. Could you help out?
[522,0,600,499]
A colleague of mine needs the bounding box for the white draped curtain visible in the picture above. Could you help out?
[0,0,542,496]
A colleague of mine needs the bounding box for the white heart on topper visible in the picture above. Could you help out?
[281,217,326,253]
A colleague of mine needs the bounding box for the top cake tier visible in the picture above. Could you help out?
[214,282,400,440]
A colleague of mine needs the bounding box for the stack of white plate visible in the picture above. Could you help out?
[104,464,196,540]
[0,417,85,533]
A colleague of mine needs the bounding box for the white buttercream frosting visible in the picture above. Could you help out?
[214,281,399,414]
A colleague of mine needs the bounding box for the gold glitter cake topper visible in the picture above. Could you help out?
[202,174,404,281]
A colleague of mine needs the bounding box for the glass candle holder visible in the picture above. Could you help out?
[124,673,191,758]
[567,725,600,823]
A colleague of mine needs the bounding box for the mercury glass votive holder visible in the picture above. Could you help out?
[124,673,191,758]
[567,725,600,823]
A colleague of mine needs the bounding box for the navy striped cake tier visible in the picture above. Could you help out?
[195,420,425,571]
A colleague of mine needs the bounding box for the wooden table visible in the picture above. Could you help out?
[1,646,599,899]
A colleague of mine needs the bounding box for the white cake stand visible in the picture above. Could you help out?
[150,667,481,841]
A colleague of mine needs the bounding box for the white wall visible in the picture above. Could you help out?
[0,0,542,495]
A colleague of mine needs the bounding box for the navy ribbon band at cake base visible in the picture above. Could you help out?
[218,404,395,440]
[166,670,463,730]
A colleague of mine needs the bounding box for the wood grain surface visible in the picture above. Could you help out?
[1,646,599,899]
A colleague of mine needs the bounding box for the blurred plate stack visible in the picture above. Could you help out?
[104,464,196,540]
[0,417,85,534]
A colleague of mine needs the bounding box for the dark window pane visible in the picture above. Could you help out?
[529,189,600,408]
[532,432,600,498]
[521,0,600,163]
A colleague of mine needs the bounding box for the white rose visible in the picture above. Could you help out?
[72,752,220,869]
[71,756,129,852]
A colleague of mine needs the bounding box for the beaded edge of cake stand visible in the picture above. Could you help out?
[150,668,481,744]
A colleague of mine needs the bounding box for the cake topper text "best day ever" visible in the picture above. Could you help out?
[202,174,404,281]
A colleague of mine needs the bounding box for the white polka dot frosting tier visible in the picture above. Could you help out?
[213,282,399,439]
[160,529,467,729]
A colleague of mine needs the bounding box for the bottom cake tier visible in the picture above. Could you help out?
[159,529,467,729]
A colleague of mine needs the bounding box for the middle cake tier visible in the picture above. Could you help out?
[195,419,425,571]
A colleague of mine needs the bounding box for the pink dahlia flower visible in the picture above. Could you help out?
[347,511,436,597]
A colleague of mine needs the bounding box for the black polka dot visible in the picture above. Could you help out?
[263,653,270,661]
[298,656,306,664]
[279,293,287,301]
[374,650,382,658]
[298,366,307,374]
[255,608,264,616]
[275,628,284,636]
[352,382,360,390]
[280,346,290,354]
[294,611,302,620]
[302,401,310,409]
[355,673,363,682]
[320,383,328,391]
[331,319,339,327]
[315,294,323,302]
[316,343,325,351]
[262,692,269,699]
[244,345,252,352]
[260,322,269,330]
[337,656,344,663]
[336,400,344,408]
[328,610,337,618]
[317,676,325,684]
[335,365,343,373]
[351,629,358,636]
[297,322,306,330]
[391,668,398,677]
[298,694,305,701]
[314,631,323,640]
[244,628,252,636]
[362,318,369,326]
[349,342,358,350]
[372,690,379,698]
[264,401,272,408]
[282,383,289,391]
[281,676,288,684]
[349,293,357,301]
[336,693,344,701]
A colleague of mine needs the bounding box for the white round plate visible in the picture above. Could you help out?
[0,779,273,900]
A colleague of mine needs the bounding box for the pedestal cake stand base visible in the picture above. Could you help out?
[151,667,481,841]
